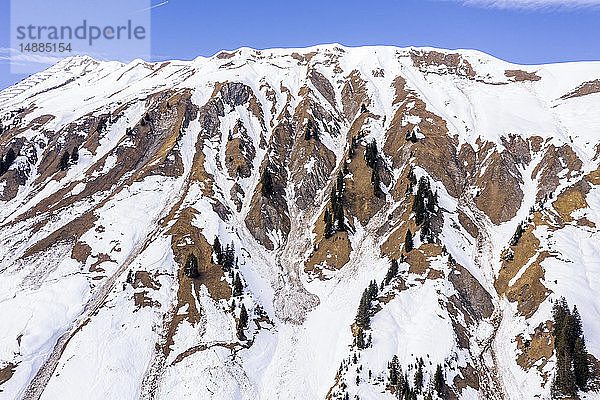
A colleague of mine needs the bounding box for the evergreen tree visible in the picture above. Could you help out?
[414,358,424,392]
[510,223,525,246]
[389,355,400,387]
[337,171,344,194]
[355,290,371,329]
[0,148,17,176]
[361,104,368,113]
[406,128,418,143]
[233,273,243,296]
[236,321,246,340]
[434,364,445,397]
[334,202,345,232]
[183,253,199,278]
[412,177,434,225]
[350,136,358,158]
[571,306,584,346]
[405,229,413,253]
[573,336,590,390]
[213,237,223,264]
[330,186,345,233]
[59,151,70,171]
[371,167,382,198]
[365,140,378,169]
[368,280,378,301]
[385,259,399,285]
[552,298,569,339]
[71,145,79,162]
[222,243,235,271]
[551,297,590,396]
[261,168,274,197]
[239,303,248,328]
[552,349,576,398]
[421,218,434,244]
[356,327,365,349]
[324,209,334,238]
[407,168,417,191]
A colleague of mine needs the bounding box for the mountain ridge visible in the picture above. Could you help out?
[0,44,599,400]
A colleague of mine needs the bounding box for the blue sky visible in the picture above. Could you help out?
[1,0,600,90]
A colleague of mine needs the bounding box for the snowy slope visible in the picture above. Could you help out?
[0,44,599,400]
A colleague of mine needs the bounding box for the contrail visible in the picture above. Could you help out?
[137,0,169,13]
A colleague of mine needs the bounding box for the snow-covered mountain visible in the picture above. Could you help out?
[0,44,600,400]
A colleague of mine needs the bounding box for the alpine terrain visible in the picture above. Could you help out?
[0,44,600,400]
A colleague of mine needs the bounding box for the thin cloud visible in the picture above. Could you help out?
[450,0,600,9]
[0,47,63,65]
[137,0,169,13]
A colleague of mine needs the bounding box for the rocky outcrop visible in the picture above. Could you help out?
[410,50,476,79]
[245,122,294,250]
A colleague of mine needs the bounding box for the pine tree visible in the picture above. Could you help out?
[337,171,344,195]
[389,355,400,387]
[510,223,525,246]
[0,148,17,176]
[371,167,382,198]
[434,364,444,397]
[236,321,246,340]
[71,145,79,162]
[365,140,377,169]
[552,298,569,340]
[183,253,199,278]
[421,218,434,244]
[405,229,413,253]
[385,259,399,285]
[356,327,365,349]
[324,209,334,238]
[59,151,70,171]
[239,303,248,328]
[350,136,358,158]
[233,273,243,296]
[571,306,583,345]
[414,358,424,392]
[368,280,378,301]
[334,202,345,232]
[355,290,370,329]
[573,336,590,390]
[406,128,418,143]
[407,168,417,191]
[222,243,235,271]
[552,349,576,398]
[213,237,223,264]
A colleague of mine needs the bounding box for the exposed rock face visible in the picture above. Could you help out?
[245,122,294,250]
[1,46,599,400]
[220,82,251,108]
[410,50,476,79]
[474,150,524,224]
[309,69,336,109]
[505,69,542,82]
[225,120,256,179]
[561,78,600,99]
[341,70,370,121]
[449,263,494,320]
